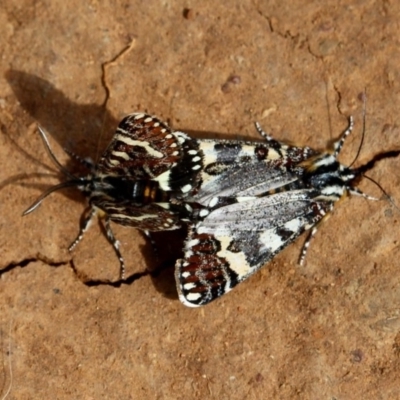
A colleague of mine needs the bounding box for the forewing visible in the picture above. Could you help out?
[191,138,316,205]
[96,113,202,194]
[176,190,332,306]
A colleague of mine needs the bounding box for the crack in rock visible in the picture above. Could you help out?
[100,38,137,108]
[0,257,67,276]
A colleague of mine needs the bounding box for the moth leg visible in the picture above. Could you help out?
[299,226,319,266]
[143,230,159,259]
[69,206,96,252]
[299,205,333,266]
[349,186,379,201]
[254,122,277,143]
[254,121,289,155]
[102,216,126,280]
[333,116,354,157]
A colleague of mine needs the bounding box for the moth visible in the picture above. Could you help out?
[176,117,400,307]
[24,113,204,279]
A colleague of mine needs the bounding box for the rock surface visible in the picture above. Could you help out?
[1,1,400,398]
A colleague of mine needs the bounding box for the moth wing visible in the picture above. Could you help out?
[191,159,299,205]
[176,190,332,306]
[93,197,182,231]
[191,139,315,205]
[96,113,202,194]
[196,190,317,231]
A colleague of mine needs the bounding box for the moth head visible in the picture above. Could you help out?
[23,125,94,216]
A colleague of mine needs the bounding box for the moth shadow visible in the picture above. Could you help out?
[5,70,119,197]
[4,71,221,303]
[6,70,119,154]
[83,228,185,302]
[138,229,187,301]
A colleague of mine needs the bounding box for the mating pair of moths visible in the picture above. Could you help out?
[24,112,400,307]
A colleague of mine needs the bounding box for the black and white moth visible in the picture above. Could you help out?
[176,117,400,307]
[24,113,203,279]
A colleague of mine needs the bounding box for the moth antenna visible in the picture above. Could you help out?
[363,174,400,213]
[350,148,400,213]
[37,126,77,180]
[23,126,87,216]
[63,147,95,170]
[349,90,367,167]
[22,180,83,215]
